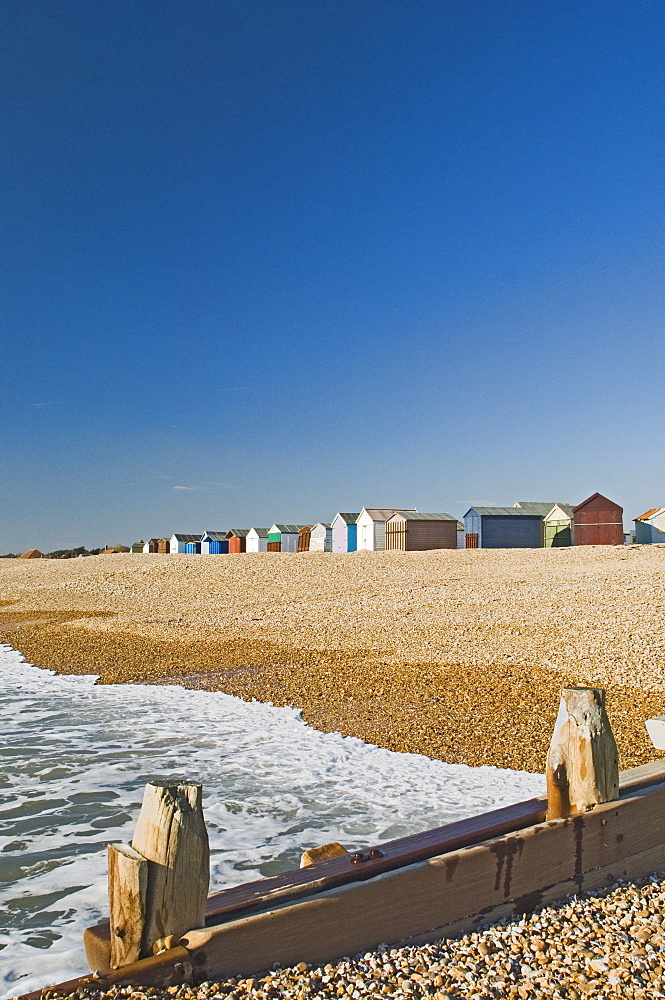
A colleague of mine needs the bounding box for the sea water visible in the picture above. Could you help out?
[0,643,544,997]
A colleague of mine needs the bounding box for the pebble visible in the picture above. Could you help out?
[16,871,665,1000]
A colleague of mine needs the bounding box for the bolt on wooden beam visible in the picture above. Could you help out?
[546,686,619,820]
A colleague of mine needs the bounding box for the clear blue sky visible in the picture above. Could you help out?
[2,1,664,551]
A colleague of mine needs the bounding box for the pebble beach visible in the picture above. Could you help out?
[1,545,664,771]
[31,873,665,999]
[2,545,665,999]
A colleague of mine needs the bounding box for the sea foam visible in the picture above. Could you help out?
[0,643,543,997]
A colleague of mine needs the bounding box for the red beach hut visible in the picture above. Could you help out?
[573,493,624,546]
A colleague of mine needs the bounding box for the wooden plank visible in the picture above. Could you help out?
[203,794,548,924]
[108,843,148,967]
[83,795,546,970]
[15,946,193,1000]
[84,760,665,971]
[132,781,209,957]
[183,780,665,981]
[399,838,665,948]
[620,758,665,791]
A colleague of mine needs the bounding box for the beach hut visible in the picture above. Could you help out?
[200,532,228,555]
[310,523,332,552]
[130,541,145,554]
[463,507,543,549]
[170,533,201,554]
[143,539,160,553]
[456,521,465,548]
[246,528,269,553]
[573,493,624,546]
[634,508,665,544]
[185,541,202,554]
[19,548,47,559]
[356,508,417,551]
[157,538,170,554]
[226,529,249,554]
[385,512,458,551]
[331,513,359,553]
[513,501,574,547]
[267,525,307,553]
[297,526,312,552]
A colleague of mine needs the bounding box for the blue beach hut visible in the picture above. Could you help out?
[463,507,543,549]
[201,531,229,555]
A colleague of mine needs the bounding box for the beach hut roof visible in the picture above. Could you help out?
[225,528,250,538]
[271,524,307,533]
[172,533,201,542]
[466,507,542,517]
[201,531,227,542]
[635,508,665,522]
[514,501,573,518]
[248,527,269,537]
[361,507,417,521]
[334,512,360,524]
[313,522,331,530]
[389,511,456,522]
[572,492,622,513]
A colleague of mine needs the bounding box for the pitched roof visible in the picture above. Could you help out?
[226,528,250,537]
[389,511,456,522]
[572,492,622,513]
[172,533,201,542]
[248,527,269,537]
[514,501,573,518]
[20,548,46,558]
[333,512,359,524]
[312,522,331,530]
[202,531,228,542]
[270,524,308,533]
[467,507,543,517]
[636,508,665,522]
[361,507,417,521]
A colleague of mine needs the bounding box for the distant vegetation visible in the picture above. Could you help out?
[0,546,119,559]
[48,546,103,559]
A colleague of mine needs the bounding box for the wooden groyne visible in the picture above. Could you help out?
[16,687,665,998]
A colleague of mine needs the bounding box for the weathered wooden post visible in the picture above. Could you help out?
[108,843,148,968]
[546,686,619,820]
[108,780,209,967]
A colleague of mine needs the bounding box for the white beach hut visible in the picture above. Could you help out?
[356,508,417,552]
[169,533,201,554]
[309,523,332,552]
[246,528,269,553]
[331,513,359,553]
[635,508,665,544]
